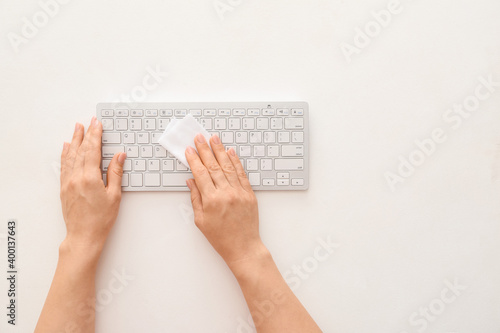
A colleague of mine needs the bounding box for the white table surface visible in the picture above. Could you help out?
[1,0,500,332]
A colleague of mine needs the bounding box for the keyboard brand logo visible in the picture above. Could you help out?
[7,0,72,53]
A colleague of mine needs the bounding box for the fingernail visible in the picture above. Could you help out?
[186,179,192,189]
[212,134,221,145]
[118,153,127,165]
[228,148,236,156]
[196,134,206,143]
[186,146,196,154]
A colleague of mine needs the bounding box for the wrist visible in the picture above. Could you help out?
[59,236,104,267]
[227,243,274,281]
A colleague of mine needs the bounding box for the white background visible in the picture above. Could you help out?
[1,0,500,332]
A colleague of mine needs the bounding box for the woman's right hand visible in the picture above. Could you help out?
[185,134,269,266]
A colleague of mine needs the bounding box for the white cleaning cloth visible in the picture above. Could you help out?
[158,114,212,168]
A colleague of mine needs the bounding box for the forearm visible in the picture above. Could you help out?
[229,245,322,333]
[35,238,102,333]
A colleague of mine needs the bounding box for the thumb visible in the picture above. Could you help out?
[107,152,126,194]
[187,179,204,226]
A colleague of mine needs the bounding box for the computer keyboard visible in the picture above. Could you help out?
[97,102,309,191]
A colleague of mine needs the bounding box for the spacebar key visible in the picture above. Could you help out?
[162,173,192,187]
[275,159,304,170]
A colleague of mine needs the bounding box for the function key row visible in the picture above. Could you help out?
[101,108,304,117]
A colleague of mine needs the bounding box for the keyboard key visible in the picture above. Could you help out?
[278,132,290,143]
[292,132,304,143]
[221,132,234,144]
[137,132,149,144]
[263,179,275,186]
[219,109,231,116]
[123,160,132,171]
[260,159,273,171]
[145,109,158,117]
[158,119,170,130]
[134,159,146,171]
[145,173,161,187]
[162,173,192,187]
[248,109,260,116]
[102,146,124,158]
[116,118,128,130]
[130,174,143,187]
[155,146,167,157]
[253,146,265,157]
[277,179,290,186]
[201,118,213,130]
[215,118,227,130]
[123,132,135,144]
[204,109,216,116]
[285,118,304,129]
[282,145,304,157]
[116,109,129,117]
[275,159,304,170]
[149,160,160,171]
[291,109,304,116]
[292,178,304,186]
[102,132,121,144]
[131,109,144,117]
[270,118,283,130]
[240,146,251,157]
[144,119,156,130]
[190,109,202,116]
[140,146,153,158]
[262,108,275,116]
[176,160,189,171]
[152,133,162,144]
[126,146,139,158]
[229,118,241,130]
[235,132,248,143]
[162,160,174,171]
[277,173,289,179]
[250,132,262,143]
[175,109,187,117]
[233,109,245,116]
[257,118,269,129]
[243,118,255,130]
[101,109,113,117]
[129,119,142,130]
[247,159,258,171]
[121,174,129,187]
[264,132,276,143]
[277,109,289,116]
[101,159,111,171]
[102,119,113,130]
[160,109,173,117]
[248,173,260,186]
[267,146,279,157]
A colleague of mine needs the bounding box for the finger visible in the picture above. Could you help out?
[194,134,228,188]
[65,123,85,173]
[60,142,70,186]
[186,179,204,226]
[82,117,103,174]
[107,152,127,197]
[75,117,97,174]
[209,135,240,188]
[227,148,253,192]
[185,146,216,195]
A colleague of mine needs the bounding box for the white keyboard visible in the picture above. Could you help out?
[97,102,309,191]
